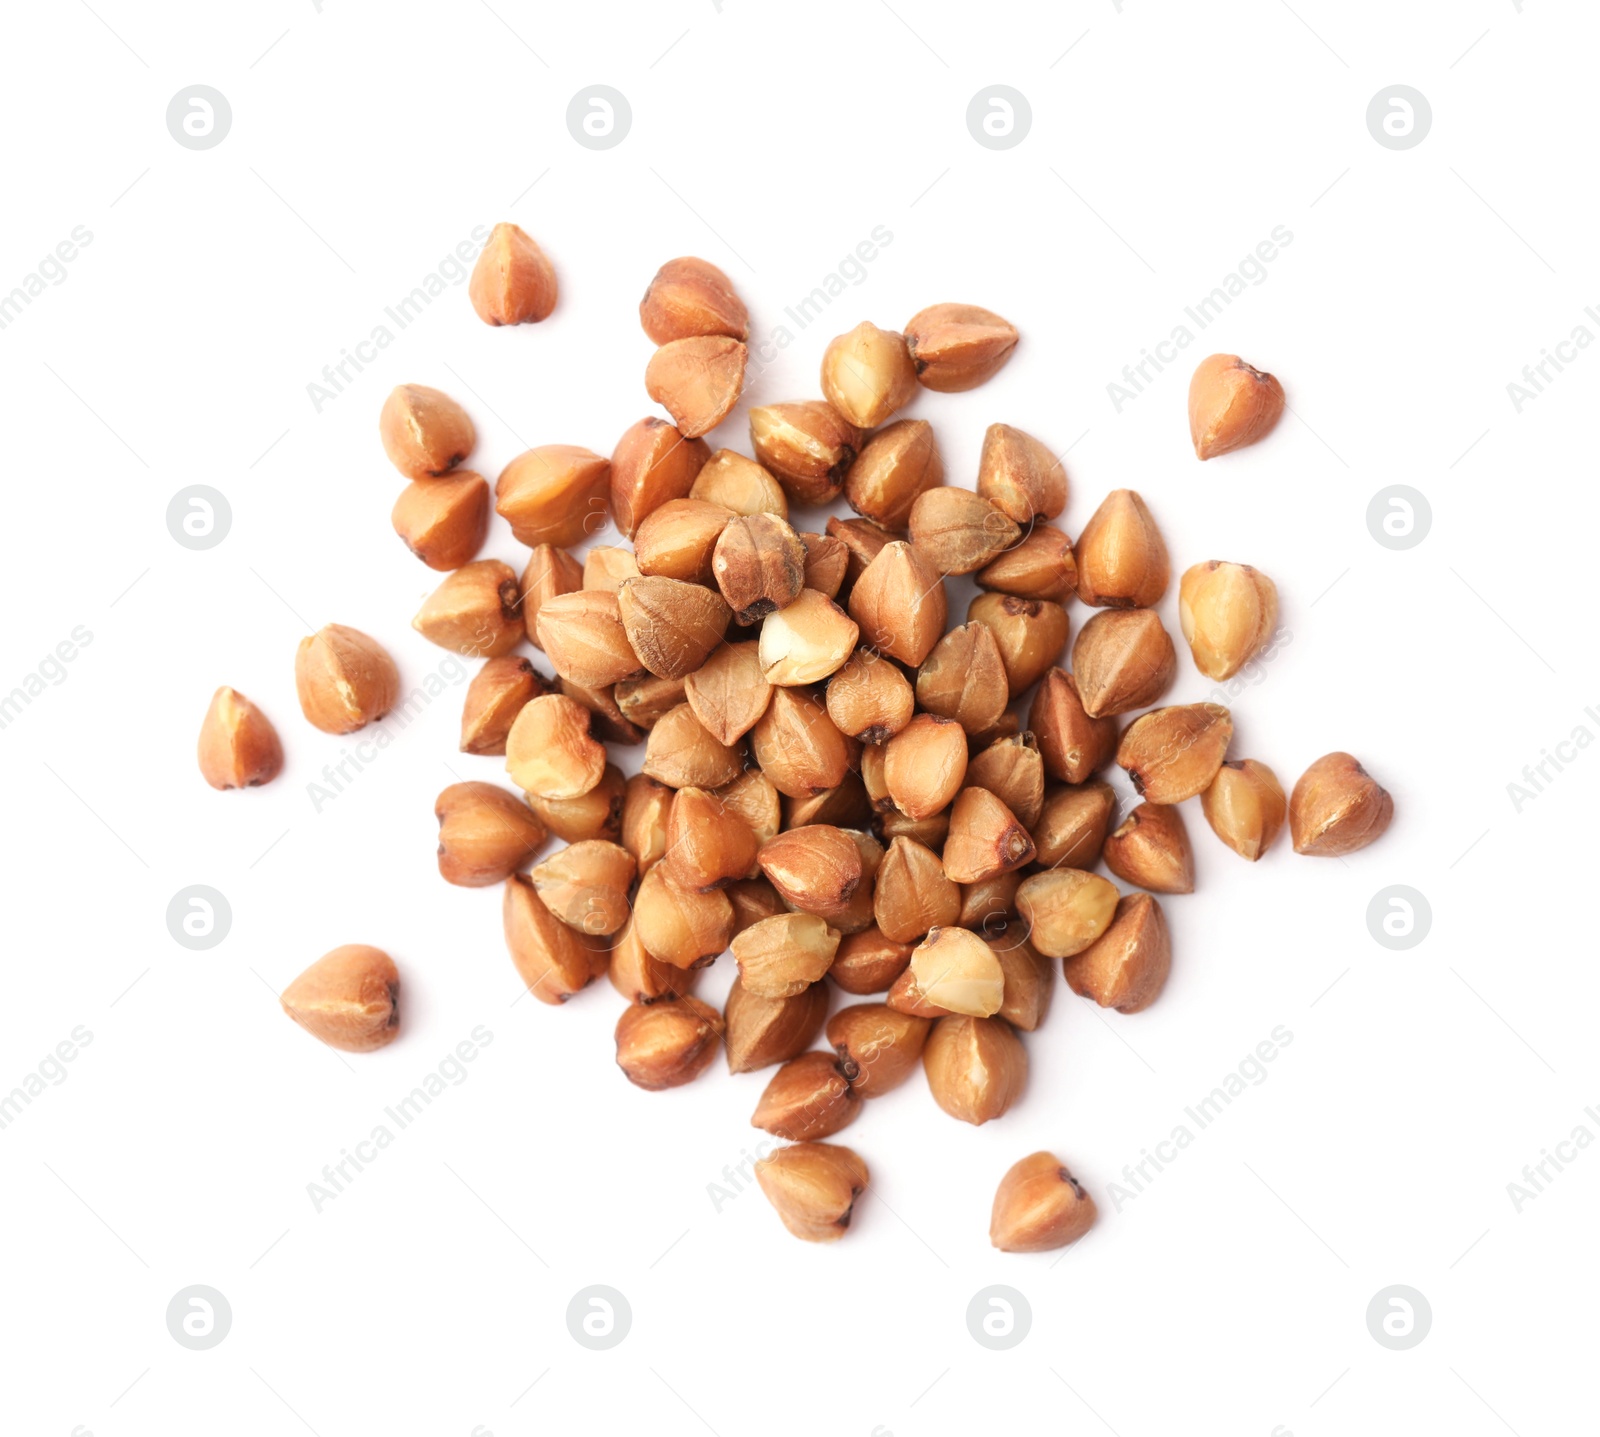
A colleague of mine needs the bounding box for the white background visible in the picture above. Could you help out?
[1,2,1593,1434]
